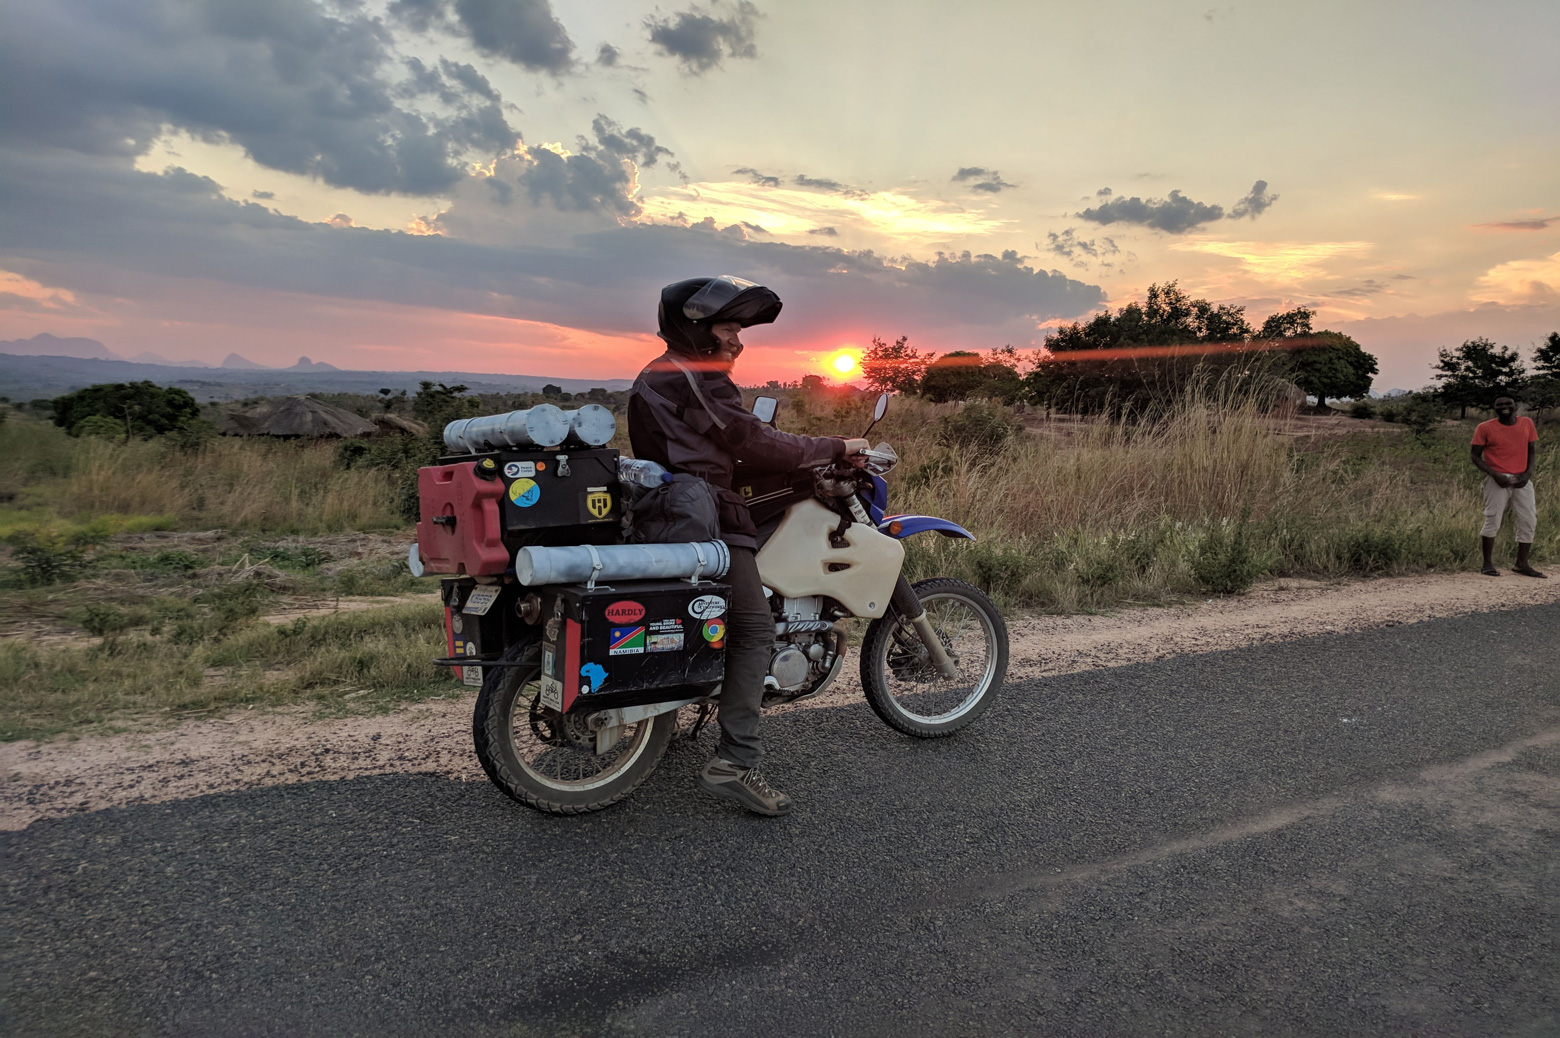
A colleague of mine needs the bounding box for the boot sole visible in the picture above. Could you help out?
[697,775,792,816]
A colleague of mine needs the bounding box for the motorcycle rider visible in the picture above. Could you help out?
[629,275,869,816]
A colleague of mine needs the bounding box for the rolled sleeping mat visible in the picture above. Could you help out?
[564,404,617,447]
[514,540,730,586]
[443,404,570,453]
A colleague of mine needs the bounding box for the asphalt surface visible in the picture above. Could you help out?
[4,603,1558,1038]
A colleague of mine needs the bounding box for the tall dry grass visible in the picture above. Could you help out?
[1,421,401,534]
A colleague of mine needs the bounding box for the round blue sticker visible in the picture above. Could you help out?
[508,477,540,508]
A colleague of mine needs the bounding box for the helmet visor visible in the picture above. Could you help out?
[682,275,760,321]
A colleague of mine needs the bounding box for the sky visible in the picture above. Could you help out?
[1,0,1556,390]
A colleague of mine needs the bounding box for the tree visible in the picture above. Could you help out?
[918,352,988,403]
[1527,331,1560,413]
[1536,331,1560,378]
[50,381,201,441]
[1260,307,1315,340]
[1289,332,1378,409]
[541,383,563,399]
[861,335,934,394]
[1431,338,1527,418]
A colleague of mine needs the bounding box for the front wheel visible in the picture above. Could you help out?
[472,641,677,815]
[860,578,1008,738]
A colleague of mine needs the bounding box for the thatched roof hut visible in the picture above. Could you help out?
[219,397,376,439]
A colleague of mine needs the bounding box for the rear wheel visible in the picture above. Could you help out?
[472,642,677,815]
[860,578,1007,737]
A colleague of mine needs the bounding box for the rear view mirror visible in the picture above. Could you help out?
[751,396,778,424]
[872,393,889,423]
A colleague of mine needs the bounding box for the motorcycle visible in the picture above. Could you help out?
[418,393,1007,815]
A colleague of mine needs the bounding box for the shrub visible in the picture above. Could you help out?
[73,414,126,439]
[1349,400,1376,420]
[1190,516,1262,594]
[6,532,89,586]
[1400,402,1441,443]
[69,603,132,639]
[936,403,1015,459]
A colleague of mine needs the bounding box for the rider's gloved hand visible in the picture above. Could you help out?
[842,438,871,468]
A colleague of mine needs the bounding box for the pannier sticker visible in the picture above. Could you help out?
[544,617,561,642]
[542,648,554,675]
[647,618,683,632]
[702,618,726,646]
[584,490,613,521]
[452,640,464,654]
[609,626,646,655]
[462,660,483,687]
[462,586,500,615]
[508,477,541,507]
[604,600,646,624]
[647,632,684,652]
[503,461,536,478]
[540,674,564,710]
[450,614,464,634]
[688,594,726,620]
[579,662,607,695]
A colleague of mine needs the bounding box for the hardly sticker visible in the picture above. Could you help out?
[585,490,613,521]
[503,461,536,478]
[508,477,540,507]
[605,600,646,624]
[609,626,646,655]
[688,594,726,620]
[702,618,726,646]
[647,632,684,652]
[579,662,607,695]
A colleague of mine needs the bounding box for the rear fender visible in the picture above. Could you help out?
[878,515,976,541]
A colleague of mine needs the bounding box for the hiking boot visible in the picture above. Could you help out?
[698,758,793,816]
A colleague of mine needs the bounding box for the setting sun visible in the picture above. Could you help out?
[827,350,861,378]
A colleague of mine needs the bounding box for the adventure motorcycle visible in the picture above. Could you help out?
[413,394,1007,814]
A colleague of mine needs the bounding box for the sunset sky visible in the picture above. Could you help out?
[1,0,1556,389]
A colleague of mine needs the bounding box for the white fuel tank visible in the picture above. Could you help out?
[755,499,904,618]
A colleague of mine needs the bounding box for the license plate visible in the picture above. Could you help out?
[462,586,500,615]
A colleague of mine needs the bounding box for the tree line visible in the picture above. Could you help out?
[861,281,1558,417]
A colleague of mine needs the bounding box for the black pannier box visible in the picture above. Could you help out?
[539,579,729,713]
[439,578,522,687]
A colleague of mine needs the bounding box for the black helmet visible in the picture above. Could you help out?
[657,275,782,355]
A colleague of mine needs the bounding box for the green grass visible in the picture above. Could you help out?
[0,602,449,741]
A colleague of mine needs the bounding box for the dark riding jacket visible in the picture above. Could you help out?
[628,352,845,549]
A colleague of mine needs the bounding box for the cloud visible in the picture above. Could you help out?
[952,167,1016,193]
[590,116,672,168]
[450,0,575,73]
[795,174,850,193]
[1096,187,1113,197]
[1328,279,1392,298]
[1044,229,1120,268]
[251,190,276,200]
[808,227,838,237]
[1475,250,1560,304]
[511,116,674,217]
[1229,179,1278,219]
[1172,239,1373,281]
[0,143,1104,360]
[1078,190,1226,233]
[646,1,759,74]
[597,42,620,66]
[0,0,521,195]
[733,167,782,188]
[1473,215,1559,232]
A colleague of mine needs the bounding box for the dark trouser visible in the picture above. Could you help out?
[716,546,770,769]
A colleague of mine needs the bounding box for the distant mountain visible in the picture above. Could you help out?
[0,352,633,402]
[220,353,271,370]
[130,351,212,368]
[0,332,118,360]
[288,356,339,372]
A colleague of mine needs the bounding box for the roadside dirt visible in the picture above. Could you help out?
[3,571,1557,830]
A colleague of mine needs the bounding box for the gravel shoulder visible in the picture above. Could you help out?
[3,570,1557,831]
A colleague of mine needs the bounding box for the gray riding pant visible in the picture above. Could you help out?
[716,546,770,769]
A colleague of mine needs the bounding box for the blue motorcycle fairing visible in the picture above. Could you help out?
[866,472,889,524]
[878,514,976,541]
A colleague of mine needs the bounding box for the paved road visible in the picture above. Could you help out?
[4,604,1558,1037]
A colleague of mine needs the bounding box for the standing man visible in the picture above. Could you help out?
[628,275,870,815]
[1470,395,1544,578]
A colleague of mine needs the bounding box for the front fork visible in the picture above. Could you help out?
[891,574,958,678]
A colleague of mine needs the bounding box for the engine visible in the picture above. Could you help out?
[765,595,843,695]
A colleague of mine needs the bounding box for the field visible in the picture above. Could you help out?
[0,391,1553,741]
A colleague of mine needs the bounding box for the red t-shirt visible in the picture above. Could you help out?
[1472,416,1537,474]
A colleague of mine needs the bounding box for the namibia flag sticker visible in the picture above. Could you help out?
[608,626,646,655]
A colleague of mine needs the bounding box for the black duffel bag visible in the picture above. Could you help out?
[623,473,721,544]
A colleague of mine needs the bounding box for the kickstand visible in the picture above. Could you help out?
[686,702,715,741]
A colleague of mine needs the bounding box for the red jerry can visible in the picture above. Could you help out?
[414,463,510,576]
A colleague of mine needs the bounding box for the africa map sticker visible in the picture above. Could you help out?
[508,477,540,507]
[579,662,607,695]
[609,625,646,655]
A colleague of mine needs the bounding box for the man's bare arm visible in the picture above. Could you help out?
[1513,442,1536,488]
